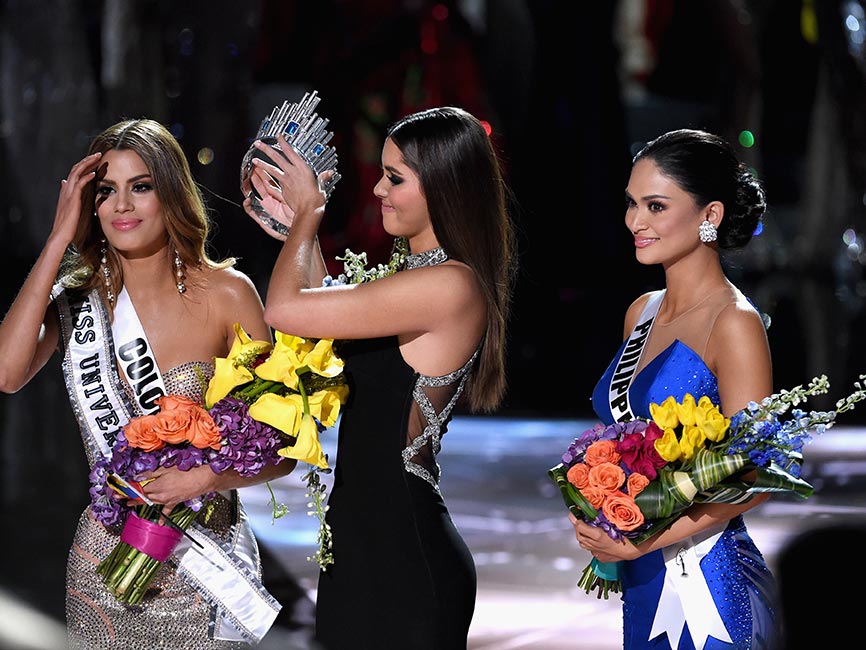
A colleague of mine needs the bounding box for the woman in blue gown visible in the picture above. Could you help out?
[572,129,777,649]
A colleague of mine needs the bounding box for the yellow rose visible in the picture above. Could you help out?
[676,393,698,426]
[679,424,707,461]
[695,396,730,443]
[649,396,681,430]
[654,426,682,462]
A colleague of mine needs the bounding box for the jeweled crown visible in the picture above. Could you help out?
[241,90,341,237]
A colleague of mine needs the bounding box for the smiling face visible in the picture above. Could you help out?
[372,138,435,246]
[95,149,168,258]
[625,158,711,267]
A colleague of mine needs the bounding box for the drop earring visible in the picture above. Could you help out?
[100,238,115,307]
[175,250,186,294]
[698,219,717,243]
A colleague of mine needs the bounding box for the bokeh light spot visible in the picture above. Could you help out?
[197,147,215,166]
[738,130,755,148]
[432,4,449,21]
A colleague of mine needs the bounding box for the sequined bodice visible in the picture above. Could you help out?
[124,361,214,415]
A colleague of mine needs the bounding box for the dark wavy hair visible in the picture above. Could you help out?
[387,107,517,413]
[62,118,232,296]
[633,128,766,249]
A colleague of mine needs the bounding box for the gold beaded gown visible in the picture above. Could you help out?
[65,361,258,650]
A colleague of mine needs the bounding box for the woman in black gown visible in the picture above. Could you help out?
[243,106,517,649]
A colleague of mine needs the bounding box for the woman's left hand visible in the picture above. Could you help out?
[139,465,217,515]
[570,514,641,563]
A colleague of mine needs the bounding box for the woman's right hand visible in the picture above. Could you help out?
[249,136,332,224]
[242,163,295,241]
[49,152,102,246]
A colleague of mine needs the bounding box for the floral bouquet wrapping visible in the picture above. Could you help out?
[89,324,348,604]
[548,374,866,599]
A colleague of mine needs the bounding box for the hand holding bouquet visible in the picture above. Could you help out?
[549,374,866,598]
[90,324,348,604]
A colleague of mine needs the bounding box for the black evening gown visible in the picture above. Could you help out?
[315,336,477,649]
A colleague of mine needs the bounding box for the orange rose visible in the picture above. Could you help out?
[587,462,625,493]
[122,413,165,452]
[584,440,621,467]
[627,472,650,497]
[579,485,607,509]
[186,408,222,450]
[156,394,200,412]
[602,491,645,532]
[566,463,590,489]
[151,409,194,445]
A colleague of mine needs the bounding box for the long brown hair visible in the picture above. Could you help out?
[61,118,232,297]
[387,107,517,413]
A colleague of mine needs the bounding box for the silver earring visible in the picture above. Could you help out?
[174,250,186,294]
[698,219,717,243]
[100,239,115,307]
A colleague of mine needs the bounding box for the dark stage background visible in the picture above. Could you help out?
[1,0,865,640]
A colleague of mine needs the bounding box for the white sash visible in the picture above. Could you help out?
[650,525,732,649]
[607,291,663,422]
[53,285,281,643]
[112,287,166,414]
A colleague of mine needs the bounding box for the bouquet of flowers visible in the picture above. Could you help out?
[548,374,866,599]
[89,324,348,604]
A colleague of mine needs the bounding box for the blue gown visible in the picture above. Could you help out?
[591,339,777,649]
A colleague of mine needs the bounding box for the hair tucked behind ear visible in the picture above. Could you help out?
[388,107,517,412]
[634,128,767,250]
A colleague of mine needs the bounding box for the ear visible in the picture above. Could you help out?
[705,201,724,228]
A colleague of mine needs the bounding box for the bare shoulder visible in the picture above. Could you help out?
[423,260,480,302]
[199,266,267,339]
[623,290,661,333]
[713,290,768,343]
[198,266,260,302]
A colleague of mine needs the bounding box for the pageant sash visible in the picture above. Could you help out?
[608,291,663,422]
[649,523,732,649]
[53,285,280,642]
[112,287,166,414]
[176,502,281,642]
[53,284,134,460]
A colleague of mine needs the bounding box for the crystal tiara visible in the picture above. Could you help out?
[241,90,342,237]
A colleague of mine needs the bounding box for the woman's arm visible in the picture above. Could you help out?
[0,153,102,393]
[246,136,483,350]
[572,493,770,562]
[572,293,775,562]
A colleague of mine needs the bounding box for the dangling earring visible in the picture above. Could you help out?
[174,250,187,294]
[698,219,718,243]
[100,238,115,307]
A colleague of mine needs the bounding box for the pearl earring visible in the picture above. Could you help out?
[175,250,186,294]
[100,239,115,307]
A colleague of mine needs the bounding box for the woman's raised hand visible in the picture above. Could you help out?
[241,158,302,241]
[51,152,102,246]
[250,135,333,221]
